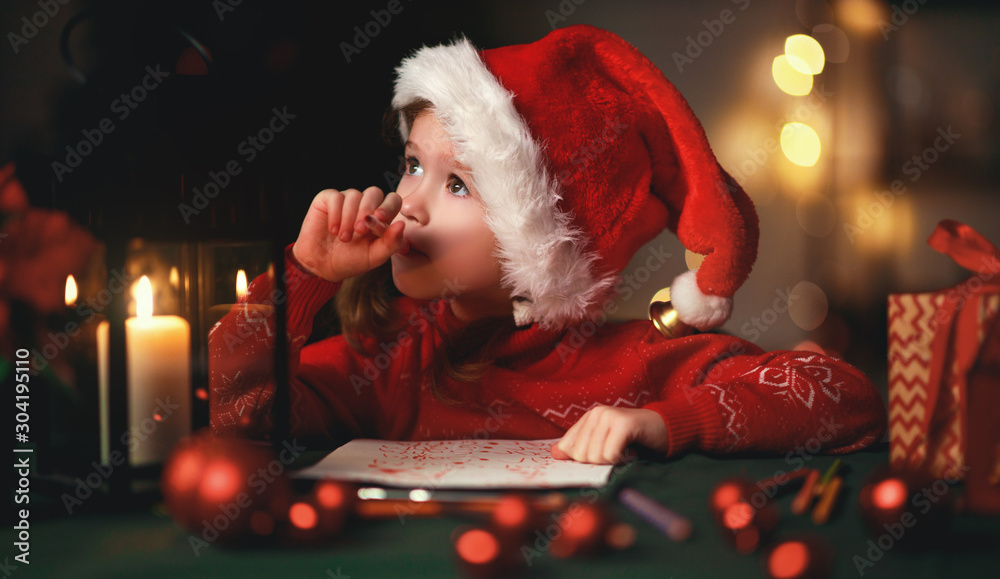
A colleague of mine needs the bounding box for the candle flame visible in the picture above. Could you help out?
[65,275,78,307]
[137,276,153,320]
[236,269,248,300]
[169,266,180,289]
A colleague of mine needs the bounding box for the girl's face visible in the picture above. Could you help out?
[389,111,512,321]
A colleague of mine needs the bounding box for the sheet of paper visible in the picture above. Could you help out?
[293,438,613,489]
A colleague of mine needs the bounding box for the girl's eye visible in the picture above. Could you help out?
[448,177,470,197]
[404,157,423,176]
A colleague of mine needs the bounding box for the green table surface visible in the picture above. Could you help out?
[9,441,999,579]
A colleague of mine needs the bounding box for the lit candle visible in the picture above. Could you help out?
[65,275,78,307]
[97,275,191,466]
[207,269,253,328]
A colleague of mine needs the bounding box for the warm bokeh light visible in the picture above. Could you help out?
[316,481,345,508]
[494,496,530,528]
[836,0,888,34]
[136,275,154,320]
[169,266,179,289]
[236,269,248,300]
[195,388,209,401]
[723,502,754,530]
[768,541,810,578]
[785,34,825,74]
[712,482,744,512]
[200,461,242,503]
[65,275,78,307]
[455,528,500,564]
[873,478,908,510]
[780,123,822,167]
[166,448,205,494]
[789,281,829,331]
[357,487,387,500]
[772,55,814,96]
[289,502,318,529]
[845,188,916,257]
[564,507,600,538]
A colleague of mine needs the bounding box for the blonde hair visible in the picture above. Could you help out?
[331,99,519,406]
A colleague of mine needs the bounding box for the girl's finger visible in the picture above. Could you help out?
[585,419,614,464]
[375,191,404,222]
[370,220,408,263]
[556,412,587,456]
[319,190,342,235]
[601,425,631,465]
[339,189,363,242]
[355,186,385,234]
[571,414,599,463]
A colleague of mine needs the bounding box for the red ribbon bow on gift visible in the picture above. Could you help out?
[921,220,1000,475]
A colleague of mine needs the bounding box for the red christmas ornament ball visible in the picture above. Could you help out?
[160,428,292,545]
[549,500,613,558]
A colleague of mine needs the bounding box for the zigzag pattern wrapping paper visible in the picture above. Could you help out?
[888,292,1000,478]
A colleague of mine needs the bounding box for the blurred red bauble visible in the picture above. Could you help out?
[452,524,520,578]
[281,479,358,547]
[550,500,614,558]
[762,534,833,579]
[709,477,779,554]
[160,428,292,546]
[491,492,545,541]
[857,466,953,550]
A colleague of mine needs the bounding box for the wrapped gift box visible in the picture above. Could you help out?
[888,220,1000,513]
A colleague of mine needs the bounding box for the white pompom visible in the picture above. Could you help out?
[670,270,733,331]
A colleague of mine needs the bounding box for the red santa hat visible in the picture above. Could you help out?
[391,24,759,332]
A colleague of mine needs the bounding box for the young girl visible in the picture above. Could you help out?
[210,24,887,465]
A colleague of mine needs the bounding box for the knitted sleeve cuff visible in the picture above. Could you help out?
[642,387,727,457]
[252,243,341,331]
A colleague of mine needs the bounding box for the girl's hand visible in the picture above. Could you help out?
[292,187,409,283]
[550,407,669,465]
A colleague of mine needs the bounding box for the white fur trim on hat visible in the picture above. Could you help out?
[392,37,617,331]
[670,269,733,331]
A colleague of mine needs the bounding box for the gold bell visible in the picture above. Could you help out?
[648,287,695,339]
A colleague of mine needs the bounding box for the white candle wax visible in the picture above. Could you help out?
[97,276,191,466]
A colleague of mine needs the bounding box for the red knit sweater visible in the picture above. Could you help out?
[209,244,887,458]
